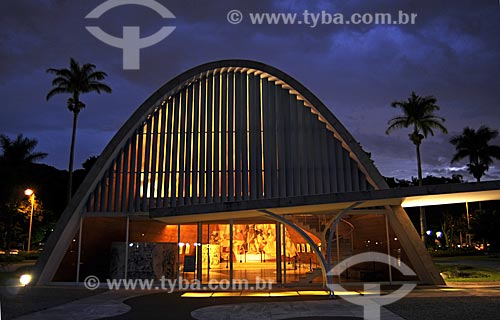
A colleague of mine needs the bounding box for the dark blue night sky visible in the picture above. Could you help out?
[1,0,499,181]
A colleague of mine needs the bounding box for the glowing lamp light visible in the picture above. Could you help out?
[436,231,443,238]
[426,230,432,236]
[24,189,34,196]
[20,274,32,286]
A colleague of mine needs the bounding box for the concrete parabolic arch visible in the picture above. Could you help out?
[34,60,443,286]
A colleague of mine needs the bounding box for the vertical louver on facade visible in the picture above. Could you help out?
[85,68,374,213]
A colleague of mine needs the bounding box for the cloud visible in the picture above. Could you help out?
[1,0,499,177]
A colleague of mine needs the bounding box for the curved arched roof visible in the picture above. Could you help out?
[36,60,389,283]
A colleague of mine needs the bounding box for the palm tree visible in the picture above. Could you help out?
[46,58,111,202]
[386,92,448,241]
[450,126,500,182]
[0,134,47,166]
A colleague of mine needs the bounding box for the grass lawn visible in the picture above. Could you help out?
[433,255,500,262]
[435,263,500,282]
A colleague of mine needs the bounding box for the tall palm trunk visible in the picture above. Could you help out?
[416,143,423,186]
[67,110,79,203]
[416,143,426,242]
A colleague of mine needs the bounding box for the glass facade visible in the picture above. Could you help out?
[53,213,417,284]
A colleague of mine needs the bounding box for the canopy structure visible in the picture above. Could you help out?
[35,60,500,287]
[151,181,500,223]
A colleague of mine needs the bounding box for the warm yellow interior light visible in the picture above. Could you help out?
[440,288,466,292]
[240,291,270,297]
[211,292,242,297]
[269,291,299,297]
[297,290,330,296]
[181,292,213,298]
[333,290,360,296]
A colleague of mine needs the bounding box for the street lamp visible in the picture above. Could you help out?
[24,189,35,253]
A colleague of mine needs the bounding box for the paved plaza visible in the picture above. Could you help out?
[2,284,500,320]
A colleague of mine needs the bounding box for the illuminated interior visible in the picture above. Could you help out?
[53,213,417,285]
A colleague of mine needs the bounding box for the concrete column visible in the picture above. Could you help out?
[227,72,235,201]
[282,223,287,285]
[128,135,137,211]
[75,215,83,284]
[386,206,445,285]
[290,96,300,196]
[283,89,293,197]
[148,111,160,208]
[262,78,272,198]
[230,219,234,285]
[297,100,307,195]
[385,214,393,284]
[249,74,258,200]
[320,127,330,193]
[241,74,249,200]
[114,152,123,211]
[235,72,242,201]
[327,134,337,193]
[124,216,129,279]
[199,79,206,204]
[142,118,152,210]
[120,148,128,210]
[276,86,287,197]
[134,128,143,210]
[213,72,220,203]
[156,100,168,207]
[178,89,187,206]
[184,85,194,205]
[169,95,180,207]
[306,111,315,194]
[268,81,279,198]
[206,76,213,203]
[163,100,174,205]
[255,77,263,199]
[221,72,227,202]
[191,82,200,205]
[275,222,282,283]
[334,139,345,192]
[197,222,202,282]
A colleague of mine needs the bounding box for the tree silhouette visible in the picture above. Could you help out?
[46,58,111,202]
[386,92,448,241]
[450,126,500,182]
[0,134,48,249]
[0,134,47,166]
[82,155,98,172]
